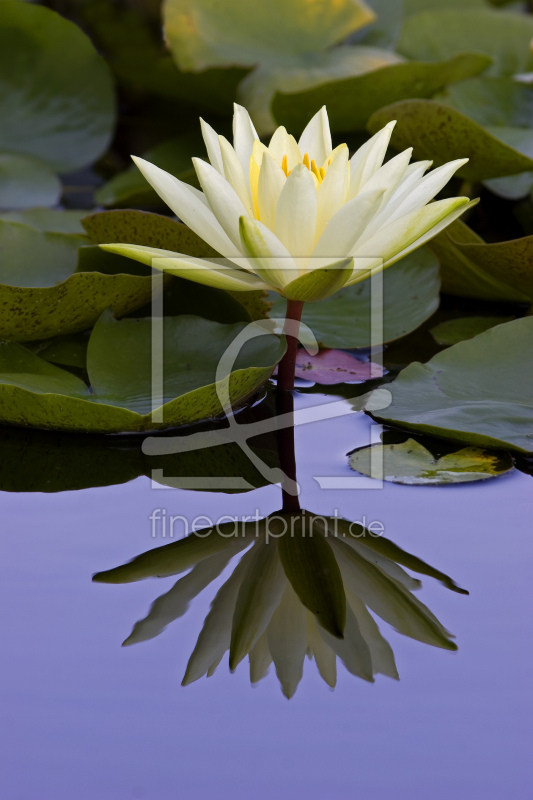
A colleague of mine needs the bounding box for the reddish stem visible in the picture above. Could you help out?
[275,299,304,512]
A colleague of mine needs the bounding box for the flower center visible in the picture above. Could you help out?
[281,152,328,183]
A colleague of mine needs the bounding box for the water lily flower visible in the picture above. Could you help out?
[93,512,465,698]
[101,105,476,303]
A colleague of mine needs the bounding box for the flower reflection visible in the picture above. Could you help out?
[94,512,467,698]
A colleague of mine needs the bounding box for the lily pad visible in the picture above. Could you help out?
[430,316,515,345]
[0,208,87,234]
[269,248,440,349]
[349,439,514,484]
[429,219,533,303]
[398,9,533,77]
[0,220,155,341]
[368,316,533,453]
[0,1,115,173]
[289,349,384,384]
[95,134,201,208]
[0,311,285,433]
[272,53,491,133]
[0,154,61,210]
[367,99,533,182]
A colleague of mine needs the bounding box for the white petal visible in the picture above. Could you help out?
[306,612,336,688]
[132,156,237,257]
[153,256,272,291]
[218,135,254,215]
[347,591,398,679]
[200,118,223,173]
[356,148,413,207]
[249,632,272,684]
[381,158,469,225]
[312,188,385,262]
[233,102,259,178]
[298,107,333,167]
[193,156,250,251]
[275,163,317,260]
[267,583,308,699]
[268,126,302,170]
[123,547,239,646]
[349,121,396,197]
[363,159,433,238]
[230,538,287,669]
[257,151,286,230]
[316,145,350,240]
[239,216,298,288]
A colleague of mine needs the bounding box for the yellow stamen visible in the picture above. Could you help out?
[310,159,322,183]
[319,167,326,180]
[303,152,310,169]
[281,153,289,176]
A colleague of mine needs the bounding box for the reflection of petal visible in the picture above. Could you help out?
[306,612,336,689]
[318,602,374,683]
[123,544,242,646]
[182,547,253,685]
[330,537,457,650]
[347,591,398,680]
[267,583,308,699]
[342,537,422,592]
[249,632,272,684]
[230,538,287,669]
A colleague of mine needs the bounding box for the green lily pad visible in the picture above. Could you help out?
[368,316,533,453]
[429,219,533,303]
[430,316,515,345]
[0,154,61,210]
[272,53,491,133]
[94,134,200,208]
[0,311,285,432]
[349,438,514,484]
[83,209,271,321]
[0,220,156,341]
[405,0,486,12]
[398,9,533,77]
[269,248,440,349]
[368,99,533,182]
[0,1,115,173]
[0,208,87,234]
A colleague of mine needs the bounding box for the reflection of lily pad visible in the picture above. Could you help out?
[272,53,490,133]
[430,316,514,346]
[0,220,155,341]
[290,349,384,384]
[269,248,440,348]
[0,397,280,493]
[349,439,514,484]
[369,317,533,453]
[0,1,115,173]
[368,99,533,182]
[0,311,285,432]
[429,219,533,303]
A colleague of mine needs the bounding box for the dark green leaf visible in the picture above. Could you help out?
[430,316,515,345]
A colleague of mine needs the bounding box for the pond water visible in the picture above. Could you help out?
[1,390,531,799]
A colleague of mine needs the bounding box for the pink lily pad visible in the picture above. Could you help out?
[292,349,385,384]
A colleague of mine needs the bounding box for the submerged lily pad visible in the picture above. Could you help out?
[368,99,533,182]
[0,220,155,341]
[429,219,533,303]
[430,316,515,345]
[269,248,440,348]
[349,439,514,484]
[289,349,384,384]
[0,1,115,174]
[0,311,285,432]
[272,53,490,133]
[368,317,533,453]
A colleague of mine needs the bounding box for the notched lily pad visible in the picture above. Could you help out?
[0,220,156,341]
[368,317,533,453]
[349,439,514,484]
[0,311,285,432]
